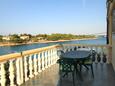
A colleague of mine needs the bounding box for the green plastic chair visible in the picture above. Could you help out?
[79,52,94,78]
[57,58,76,86]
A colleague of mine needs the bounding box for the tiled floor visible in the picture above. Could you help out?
[21,63,115,86]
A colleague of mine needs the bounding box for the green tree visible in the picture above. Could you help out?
[10,34,23,43]
[36,34,47,39]
[31,36,38,42]
[0,35,3,42]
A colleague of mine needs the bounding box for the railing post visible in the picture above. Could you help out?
[103,46,110,64]
[95,47,98,63]
[24,56,29,81]
[51,49,54,65]
[50,50,52,66]
[20,58,24,84]
[108,46,112,63]
[29,55,34,78]
[9,60,15,86]
[34,54,38,75]
[45,51,48,68]
[106,47,110,64]
[53,49,57,64]
[0,62,6,86]
[53,49,56,64]
[16,58,22,85]
[56,48,59,60]
[41,52,45,70]
[100,47,104,63]
[48,50,51,67]
[38,53,42,72]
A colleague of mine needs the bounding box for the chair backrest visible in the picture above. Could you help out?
[57,50,64,57]
[90,50,97,62]
[57,58,75,72]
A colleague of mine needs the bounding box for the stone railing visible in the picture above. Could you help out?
[0,44,112,86]
[0,45,60,86]
[60,44,112,64]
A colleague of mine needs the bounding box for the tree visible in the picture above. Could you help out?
[10,34,23,43]
[0,35,3,42]
[36,34,47,39]
[31,36,38,42]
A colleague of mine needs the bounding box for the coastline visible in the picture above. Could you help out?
[0,38,97,47]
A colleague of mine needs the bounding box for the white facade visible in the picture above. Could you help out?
[20,36,29,40]
[2,36,10,41]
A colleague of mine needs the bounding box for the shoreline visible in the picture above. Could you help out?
[0,38,97,47]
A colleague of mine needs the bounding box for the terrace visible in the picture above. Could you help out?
[0,0,115,86]
[0,44,115,86]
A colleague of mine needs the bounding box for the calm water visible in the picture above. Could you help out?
[0,37,106,55]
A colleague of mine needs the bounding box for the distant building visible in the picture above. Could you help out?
[2,36,11,41]
[20,36,30,40]
[37,37,44,40]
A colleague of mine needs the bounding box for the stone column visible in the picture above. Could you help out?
[29,55,34,78]
[24,56,29,81]
[9,60,15,86]
[1,62,6,86]
[41,52,45,70]
[16,58,21,85]
[38,53,41,72]
[34,54,38,75]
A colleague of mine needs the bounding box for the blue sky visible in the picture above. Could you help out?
[0,0,106,35]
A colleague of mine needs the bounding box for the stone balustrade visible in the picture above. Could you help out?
[0,45,60,86]
[0,44,112,86]
[61,44,112,64]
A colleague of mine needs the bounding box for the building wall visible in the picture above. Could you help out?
[108,0,115,71]
[112,1,115,71]
[112,34,115,70]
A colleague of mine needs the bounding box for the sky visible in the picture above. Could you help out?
[0,0,107,35]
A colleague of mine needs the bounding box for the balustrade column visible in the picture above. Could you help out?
[41,52,45,70]
[54,49,57,64]
[100,47,104,63]
[0,62,6,86]
[56,49,59,61]
[106,47,109,63]
[34,54,38,75]
[38,53,41,72]
[68,46,71,51]
[16,58,22,85]
[29,55,34,78]
[50,49,53,65]
[20,58,24,83]
[64,46,67,52]
[9,60,15,86]
[71,46,74,51]
[53,49,56,64]
[51,49,54,65]
[56,49,58,61]
[56,49,59,60]
[95,47,98,63]
[45,51,48,68]
[48,50,51,67]
[24,56,29,81]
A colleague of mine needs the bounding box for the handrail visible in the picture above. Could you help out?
[0,44,112,86]
[0,44,111,63]
[62,44,112,47]
[0,45,60,62]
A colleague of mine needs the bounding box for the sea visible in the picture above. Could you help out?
[0,37,106,55]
